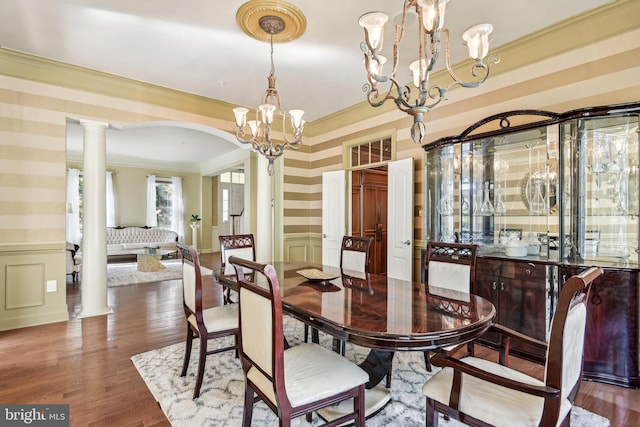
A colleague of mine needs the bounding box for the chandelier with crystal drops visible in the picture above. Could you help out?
[232,15,305,176]
[359,0,499,145]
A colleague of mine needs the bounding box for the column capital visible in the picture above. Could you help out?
[79,119,110,129]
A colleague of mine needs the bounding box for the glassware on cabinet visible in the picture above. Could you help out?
[479,181,494,216]
[494,182,506,215]
[437,183,454,215]
[529,173,546,215]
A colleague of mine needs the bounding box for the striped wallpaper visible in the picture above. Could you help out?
[0,0,639,329]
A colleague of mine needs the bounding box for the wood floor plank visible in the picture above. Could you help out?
[0,253,637,426]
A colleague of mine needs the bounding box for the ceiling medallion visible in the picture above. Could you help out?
[236,0,307,43]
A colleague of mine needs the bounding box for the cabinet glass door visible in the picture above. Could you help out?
[561,114,640,266]
[425,125,558,259]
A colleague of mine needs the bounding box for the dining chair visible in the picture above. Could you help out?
[304,236,374,350]
[422,266,603,427]
[177,243,239,399]
[423,241,478,371]
[219,234,255,304]
[229,255,368,427]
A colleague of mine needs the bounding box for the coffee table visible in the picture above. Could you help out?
[133,249,175,272]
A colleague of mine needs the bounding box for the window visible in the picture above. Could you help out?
[220,171,245,184]
[350,136,393,168]
[155,178,174,229]
[222,188,229,222]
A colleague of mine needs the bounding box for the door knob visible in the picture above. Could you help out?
[402,240,411,245]
[323,234,327,238]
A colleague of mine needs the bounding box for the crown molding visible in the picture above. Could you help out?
[1,0,638,137]
[0,47,236,120]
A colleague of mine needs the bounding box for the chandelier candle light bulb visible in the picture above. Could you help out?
[359,0,499,145]
[462,23,494,61]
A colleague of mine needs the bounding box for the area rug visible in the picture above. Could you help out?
[107,260,212,287]
[131,317,609,427]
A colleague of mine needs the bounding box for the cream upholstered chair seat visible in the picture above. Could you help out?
[422,356,568,426]
[421,267,603,427]
[247,342,369,408]
[186,304,238,333]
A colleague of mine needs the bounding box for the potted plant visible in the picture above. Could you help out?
[190,214,201,229]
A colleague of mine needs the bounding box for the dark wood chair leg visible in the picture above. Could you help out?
[242,387,254,427]
[426,399,439,427]
[193,336,207,399]
[181,326,193,377]
[424,351,432,372]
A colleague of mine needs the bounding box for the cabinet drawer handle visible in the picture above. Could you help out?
[500,282,505,291]
[525,269,531,274]
[492,281,497,290]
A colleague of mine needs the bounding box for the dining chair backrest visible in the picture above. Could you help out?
[425,242,477,294]
[177,243,203,326]
[229,256,287,407]
[544,267,601,414]
[340,236,373,275]
[219,234,255,275]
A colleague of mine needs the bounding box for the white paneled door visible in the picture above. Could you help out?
[387,158,414,280]
[322,170,345,267]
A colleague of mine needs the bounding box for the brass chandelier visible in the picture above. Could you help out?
[233,3,306,176]
[359,0,499,145]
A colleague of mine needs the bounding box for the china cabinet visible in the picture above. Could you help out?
[423,102,640,387]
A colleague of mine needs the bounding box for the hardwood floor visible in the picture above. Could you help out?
[0,252,638,426]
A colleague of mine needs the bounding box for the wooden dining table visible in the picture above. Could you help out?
[215,261,495,351]
[214,260,496,421]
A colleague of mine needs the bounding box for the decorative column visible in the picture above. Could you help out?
[77,120,113,318]
[190,223,200,251]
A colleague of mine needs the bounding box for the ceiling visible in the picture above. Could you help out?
[0,0,611,173]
